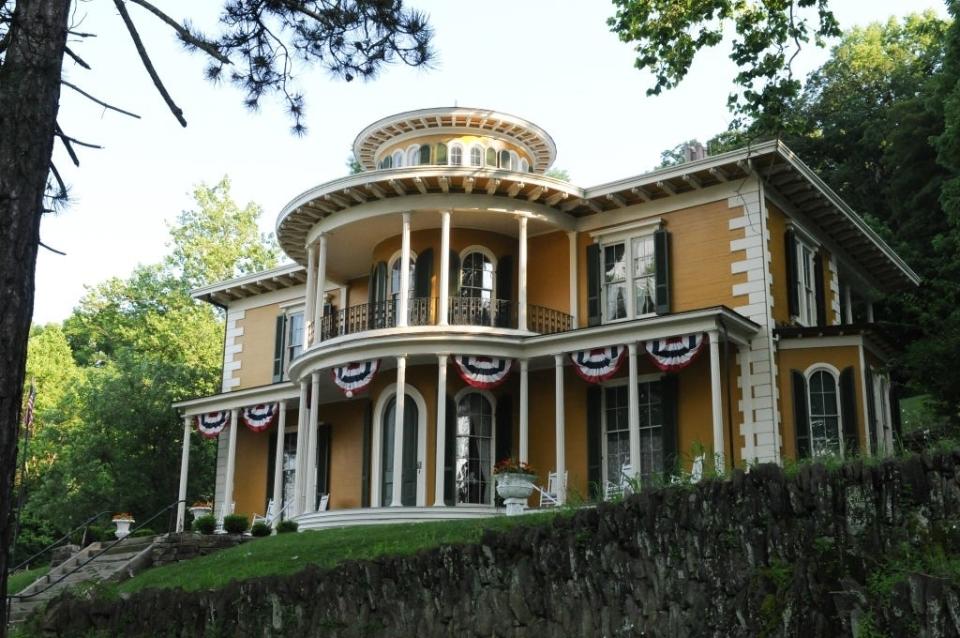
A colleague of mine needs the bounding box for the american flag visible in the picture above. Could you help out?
[23,383,35,429]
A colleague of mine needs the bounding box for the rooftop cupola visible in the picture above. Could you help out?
[352,107,557,174]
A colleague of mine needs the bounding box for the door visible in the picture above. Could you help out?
[381,395,419,506]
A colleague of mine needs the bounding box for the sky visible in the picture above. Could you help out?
[33,0,949,324]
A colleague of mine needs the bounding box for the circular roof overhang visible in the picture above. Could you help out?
[352,107,557,173]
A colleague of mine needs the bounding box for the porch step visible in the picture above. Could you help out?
[295,505,501,531]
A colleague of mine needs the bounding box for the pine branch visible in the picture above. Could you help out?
[56,124,103,150]
[55,124,80,166]
[39,241,67,256]
[113,0,187,127]
[48,162,67,199]
[62,80,141,119]
[126,0,231,64]
[64,45,91,69]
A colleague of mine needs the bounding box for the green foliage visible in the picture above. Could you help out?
[275,520,299,534]
[250,522,272,537]
[608,0,840,131]
[346,153,363,175]
[545,168,571,181]
[222,514,249,535]
[7,565,49,595]
[131,528,156,538]
[192,515,216,535]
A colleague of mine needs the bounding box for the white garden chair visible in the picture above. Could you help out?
[318,494,330,512]
[605,464,633,501]
[536,471,567,508]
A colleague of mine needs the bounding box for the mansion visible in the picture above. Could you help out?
[171,107,916,531]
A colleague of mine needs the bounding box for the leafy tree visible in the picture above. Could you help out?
[347,153,364,175]
[545,168,571,181]
[0,3,433,614]
[167,177,280,289]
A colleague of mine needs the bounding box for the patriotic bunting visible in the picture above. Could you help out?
[196,411,230,439]
[644,333,705,372]
[569,346,626,383]
[332,360,380,397]
[241,403,278,433]
[453,356,513,389]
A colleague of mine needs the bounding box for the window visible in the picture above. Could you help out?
[796,239,817,326]
[455,392,494,504]
[470,145,483,167]
[389,253,416,305]
[419,144,431,165]
[286,312,304,363]
[519,158,529,172]
[449,143,462,166]
[460,251,495,300]
[485,147,497,167]
[807,369,842,457]
[509,151,520,171]
[601,233,657,322]
[392,150,403,168]
[407,146,420,167]
[436,143,448,165]
[602,380,663,485]
[379,156,393,170]
[499,150,511,169]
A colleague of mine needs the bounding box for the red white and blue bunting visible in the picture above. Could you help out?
[569,346,626,383]
[332,360,380,397]
[241,403,278,433]
[195,411,230,439]
[644,332,705,372]
[453,356,513,390]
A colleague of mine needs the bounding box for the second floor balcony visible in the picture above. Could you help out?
[318,297,572,342]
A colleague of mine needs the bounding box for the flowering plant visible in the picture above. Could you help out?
[493,458,536,476]
[191,501,212,508]
[112,513,134,521]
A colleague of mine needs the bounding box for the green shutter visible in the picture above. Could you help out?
[414,248,433,299]
[448,250,461,297]
[814,250,827,326]
[890,382,903,442]
[586,243,601,326]
[660,375,679,479]
[654,228,671,315]
[496,254,514,328]
[864,366,877,453]
[586,385,602,500]
[361,401,372,507]
[444,397,456,505]
[785,230,799,317]
[272,314,287,383]
[792,370,810,459]
[315,424,332,500]
[839,367,859,457]
[495,394,513,464]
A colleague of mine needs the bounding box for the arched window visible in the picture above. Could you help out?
[449,143,463,166]
[460,250,495,300]
[419,144,431,165]
[380,393,420,506]
[470,145,483,167]
[455,392,494,504]
[389,252,416,308]
[485,147,497,167]
[499,150,511,170]
[509,151,520,171]
[392,150,404,168]
[519,158,529,173]
[436,143,448,165]
[807,369,842,457]
[407,146,420,167]
[379,156,393,170]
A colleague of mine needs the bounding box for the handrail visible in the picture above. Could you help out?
[9,510,112,574]
[7,499,186,602]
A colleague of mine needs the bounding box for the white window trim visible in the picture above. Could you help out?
[598,228,659,324]
[449,142,464,166]
[452,388,497,507]
[600,375,663,482]
[795,235,818,326]
[406,144,420,167]
[458,245,498,299]
[803,364,844,458]
[469,144,484,167]
[391,150,404,168]
[590,218,662,243]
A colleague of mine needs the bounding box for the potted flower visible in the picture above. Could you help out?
[112,513,135,539]
[494,459,537,515]
[189,501,213,521]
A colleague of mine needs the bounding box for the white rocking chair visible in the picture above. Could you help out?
[318,493,330,512]
[253,499,288,527]
[536,471,567,508]
[604,464,633,501]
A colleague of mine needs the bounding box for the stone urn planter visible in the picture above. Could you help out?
[112,516,135,539]
[496,472,536,516]
[189,505,212,521]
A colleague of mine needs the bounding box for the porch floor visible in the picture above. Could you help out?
[293,505,505,531]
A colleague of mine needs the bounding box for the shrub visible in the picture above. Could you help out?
[223,514,249,535]
[275,520,298,534]
[192,515,216,535]
[131,527,156,538]
[250,522,272,537]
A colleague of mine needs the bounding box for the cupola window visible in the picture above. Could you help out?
[436,144,448,165]
[485,148,497,167]
[470,146,483,167]
[449,143,462,166]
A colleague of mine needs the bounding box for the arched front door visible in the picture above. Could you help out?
[381,395,419,506]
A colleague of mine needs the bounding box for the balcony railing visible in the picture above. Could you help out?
[317,297,572,342]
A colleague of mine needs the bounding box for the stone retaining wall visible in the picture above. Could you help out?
[34,452,960,637]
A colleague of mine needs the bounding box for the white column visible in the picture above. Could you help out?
[434,354,448,507]
[313,234,328,340]
[568,231,578,328]
[518,216,528,331]
[175,415,192,532]
[843,284,853,325]
[519,359,530,464]
[554,354,566,505]
[304,372,321,513]
[398,213,412,327]
[708,330,725,472]
[222,408,240,519]
[439,211,451,326]
[271,401,287,520]
[304,242,317,346]
[627,343,641,477]
[292,381,309,516]
[866,301,875,323]
[391,356,407,507]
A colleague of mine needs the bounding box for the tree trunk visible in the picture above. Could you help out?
[0,0,71,632]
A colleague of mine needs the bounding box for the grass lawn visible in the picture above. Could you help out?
[114,511,564,595]
[8,565,50,595]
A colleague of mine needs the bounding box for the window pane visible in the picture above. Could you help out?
[604,244,626,284]
[471,146,483,166]
[486,148,497,167]
[437,144,448,165]
[456,393,493,504]
[808,371,841,457]
[605,283,627,320]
